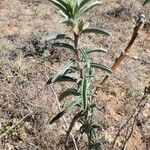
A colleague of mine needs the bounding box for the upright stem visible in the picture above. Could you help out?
[74,33,79,59]
[74,33,83,78]
[73,32,92,148]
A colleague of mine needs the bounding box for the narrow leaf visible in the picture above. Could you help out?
[46,75,77,85]
[55,0,69,10]
[81,27,110,36]
[92,124,101,129]
[66,1,74,18]
[61,18,75,27]
[80,49,90,69]
[64,66,77,74]
[50,99,79,124]
[51,59,75,83]
[73,3,79,16]
[84,48,107,54]
[143,0,150,5]
[90,63,112,73]
[81,78,88,112]
[49,0,68,16]
[50,111,65,124]
[78,1,101,16]
[46,34,73,42]
[59,89,80,101]
[52,42,75,52]
[64,99,79,112]
[79,0,90,8]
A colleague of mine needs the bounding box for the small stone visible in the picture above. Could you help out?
[133,56,138,60]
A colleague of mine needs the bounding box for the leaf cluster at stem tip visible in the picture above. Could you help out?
[47,0,112,125]
[47,0,113,148]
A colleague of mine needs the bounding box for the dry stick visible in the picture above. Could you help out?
[65,112,84,149]
[50,85,79,150]
[97,14,145,90]
[121,85,150,150]
[121,96,148,150]
[44,62,78,150]
[110,85,149,150]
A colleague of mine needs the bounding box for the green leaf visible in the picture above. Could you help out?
[79,0,90,9]
[49,0,68,16]
[67,0,74,18]
[64,99,79,112]
[61,18,75,27]
[51,59,75,83]
[81,78,88,112]
[73,3,79,16]
[55,0,69,10]
[84,48,107,54]
[50,111,65,124]
[50,0,73,18]
[92,124,101,129]
[90,63,112,73]
[50,99,79,124]
[64,66,78,74]
[81,27,110,36]
[50,0,67,9]
[80,49,90,69]
[46,34,73,42]
[59,89,81,101]
[143,0,150,5]
[78,1,101,16]
[46,75,77,84]
[52,42,75,52]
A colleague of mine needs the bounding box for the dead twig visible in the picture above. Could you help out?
[110,84,150,150]
[96,14,145,91]
[50,85,79,150]
[44,62,79,150]
[65,112,84,149]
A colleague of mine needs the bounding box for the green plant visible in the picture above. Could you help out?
[46,0,112,149]
[143,0,150,5]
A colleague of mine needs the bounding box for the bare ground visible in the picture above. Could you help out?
[0,0,150,150]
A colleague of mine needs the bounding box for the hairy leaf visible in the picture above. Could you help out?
[50,0,73,18]
[92,124,101,129]
[80,48,90,69]
[49,0,68,16]
[46,75,77,85]
[85,47,107,54]
[52,42,75,52]
[59,89,81,101]
[50,111,65,124]
[51,59,75,83]
[64,99,79,112]
[81,27,110,36]
[81,78,88,112]
[90,63,112,73]
[64,66,78,74]
[143,0,150,5]
[46,34,73,42]
[73,3,79,16]
[50,99,78,124]
[79,0,90,9]
[61,18,75,27]
[78,1,101,16]
[67,0,75,18]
